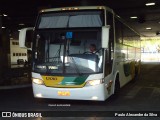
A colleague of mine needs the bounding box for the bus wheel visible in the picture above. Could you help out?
[134,66,139,81]
[130,61,135,80]
[133,61,141,81]
[114,75,120,97]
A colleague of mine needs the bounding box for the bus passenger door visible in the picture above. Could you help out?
[105,12,114,76]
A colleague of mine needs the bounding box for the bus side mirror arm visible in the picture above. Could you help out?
[102,25,110,49]
[19,27,34,51]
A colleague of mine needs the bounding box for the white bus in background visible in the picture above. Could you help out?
[19,6,141,101]
[10,40,27,66]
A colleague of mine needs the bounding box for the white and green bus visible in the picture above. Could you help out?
[19,6,141,101]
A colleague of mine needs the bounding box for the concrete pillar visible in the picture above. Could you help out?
[0,16,10,83]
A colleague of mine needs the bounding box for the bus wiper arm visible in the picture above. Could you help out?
[70,56,82,76]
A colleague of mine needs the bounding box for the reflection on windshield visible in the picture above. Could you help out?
[33,29,103,75]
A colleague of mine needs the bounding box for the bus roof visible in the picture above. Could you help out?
[40,6,114,14]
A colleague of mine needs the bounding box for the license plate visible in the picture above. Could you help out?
[58,91,70,96]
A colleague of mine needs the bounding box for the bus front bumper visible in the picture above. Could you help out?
[32,83,106,101]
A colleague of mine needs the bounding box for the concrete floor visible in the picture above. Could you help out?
[0,62,160,120]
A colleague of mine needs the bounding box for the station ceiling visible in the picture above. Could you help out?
[0,0,160,38]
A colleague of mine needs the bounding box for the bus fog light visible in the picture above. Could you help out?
[92,96,98,100]
[36,93,43,97]
[32,78,44,85]
[86,80,102,86]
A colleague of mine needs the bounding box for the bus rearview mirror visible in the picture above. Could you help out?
[19,27,34,50]
[102,25,110,49]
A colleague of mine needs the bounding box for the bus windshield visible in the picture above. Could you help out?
[33,28,104,75]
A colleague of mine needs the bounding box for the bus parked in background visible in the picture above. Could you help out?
[10,40,27,65]
[19,6,141,101]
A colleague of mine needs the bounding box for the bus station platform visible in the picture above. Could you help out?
[0,65,31,89]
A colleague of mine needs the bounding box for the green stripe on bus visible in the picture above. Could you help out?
[61,76,88,85]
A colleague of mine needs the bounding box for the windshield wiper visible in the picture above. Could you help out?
[69,56,83,76]
[46,44,62,65]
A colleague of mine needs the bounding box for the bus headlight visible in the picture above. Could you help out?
[85,80,103,86]
[32,78,44,85]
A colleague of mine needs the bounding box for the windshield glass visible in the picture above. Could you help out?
[33,28,104,75]
[37,11,103,28]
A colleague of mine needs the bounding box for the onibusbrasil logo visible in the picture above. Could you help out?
[1,112,42,118]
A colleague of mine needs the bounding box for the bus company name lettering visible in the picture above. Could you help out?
[46,77,57,80]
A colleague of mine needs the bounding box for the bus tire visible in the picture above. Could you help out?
[130,61,135,80]
[114,74,120,97]
[134,61,141,81]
